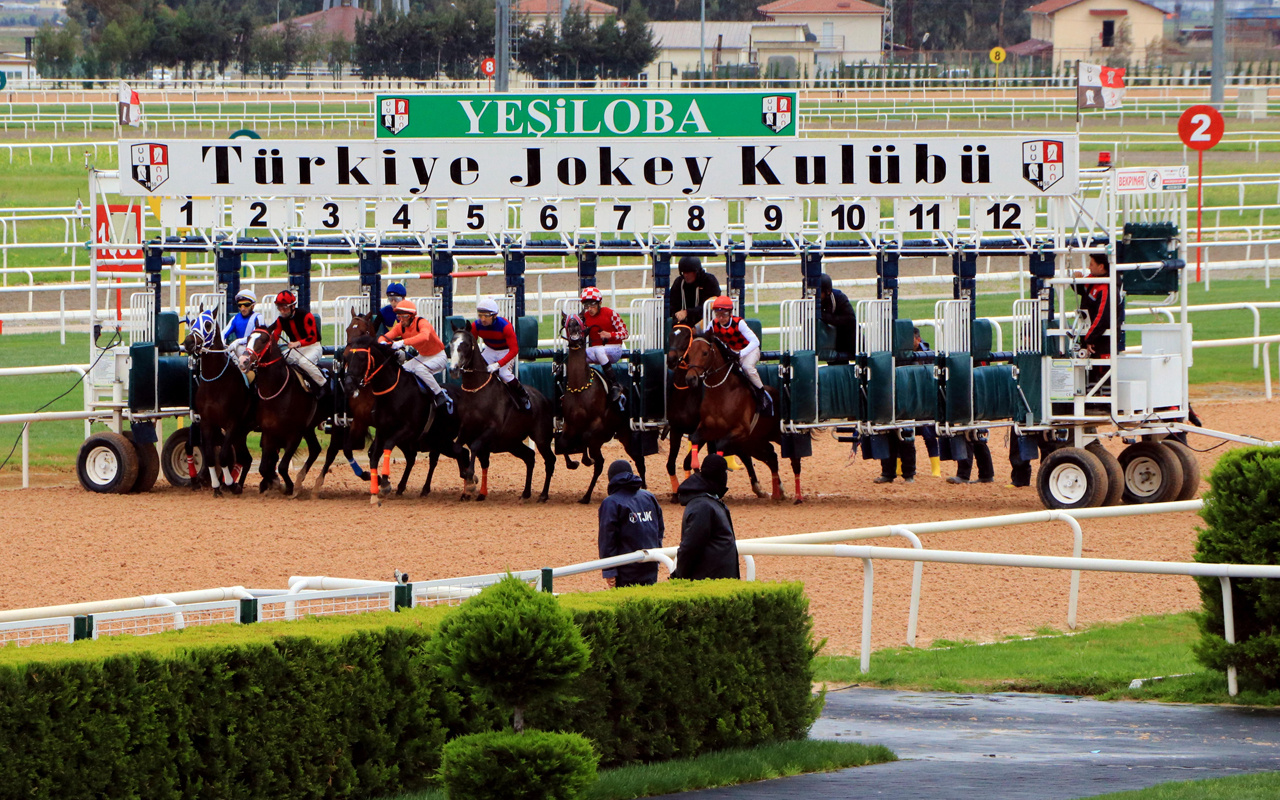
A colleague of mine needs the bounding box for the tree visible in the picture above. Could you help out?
[34,22,81,79]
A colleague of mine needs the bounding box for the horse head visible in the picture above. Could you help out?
[449,325,481,380]
[668,324,696,370]
[241,326,277,372]
[562,312,586,348]
[341,333,392,397]
[683,337,728,389]
[345,308,377,345]
[186,311,219,355]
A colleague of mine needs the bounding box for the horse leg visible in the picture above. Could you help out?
[624,433,647,489]
[791,451,805,505]
[477,451,491,501]
[314,425,344,499]
[278,436,302,497]
[535,427,555,504]
[756,443,783,502]
[579,444,604,504]
[420,450,440,497]
[666,431,683,500]
[738,450,769,499]
[291,428,322,500]
[397,445,417,496]
[258,433,279,494]
[202,421,225,498]
[460,445,479,501]
[511,442,536,501]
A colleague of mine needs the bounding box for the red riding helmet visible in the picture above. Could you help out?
[274,290,297,307]
[711,296,734,312]
[580,286,602,304]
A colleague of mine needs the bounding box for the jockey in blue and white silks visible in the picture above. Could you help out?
[221,290,262,366]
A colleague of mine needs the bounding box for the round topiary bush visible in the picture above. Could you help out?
[1194,445,1280,688]
[430,575,591,731]
[440,729,598,800]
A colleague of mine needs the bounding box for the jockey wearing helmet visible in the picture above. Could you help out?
[468,297,531,410]
[703,294,772,415]
[221,290,262,367]
[267,290,327,395]
[378,281,407,335]
[579,285,628,406]
[379,299,452,411]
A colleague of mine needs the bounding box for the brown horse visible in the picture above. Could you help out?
[448,325,556,502]
[684,336,804,503]
[667,325,768,502]
[183,313,254,497]
[558,313,647,504]
[242,326,327,497]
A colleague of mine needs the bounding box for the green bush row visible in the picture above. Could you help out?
[0,581,820,800]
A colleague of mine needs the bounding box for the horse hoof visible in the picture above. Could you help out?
[793,495,805,505]
[370,495,380,507]
[460,493,471,502]
[356,470,370,481]
[670,494,680,504]
[212,488,223,498]
[395,487,406,496]
[475,494,487,502]
[754,489,770,499]
[230,484,243,496]
[294,489,310,501]
[419,488,431,498]
[258,482,271,494]
[537,494,549,504]
[565,462,579,470]
[577,496,591,505]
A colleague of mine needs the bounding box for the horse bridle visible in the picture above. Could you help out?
[243,326,294,399]
[191,316,233,383]
[563,317,600,394]
[683,339,735,388]
[346,345,400,396]
[453,332,496,393]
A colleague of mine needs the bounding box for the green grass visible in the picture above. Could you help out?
[1089,772,1280,800]
[0,330,102,473]
[814,613,1205,697]
[382,739,896,800]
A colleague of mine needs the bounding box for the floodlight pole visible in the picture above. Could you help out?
[1209,0,1225,107]
[700,0,706,83]
[496,0,511,91]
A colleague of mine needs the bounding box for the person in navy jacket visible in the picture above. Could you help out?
[597,459,665,588]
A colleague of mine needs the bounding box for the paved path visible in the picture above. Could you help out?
[664,688,1280,799]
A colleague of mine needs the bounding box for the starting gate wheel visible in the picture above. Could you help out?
[1036,446,1108,510]
[1162,439,1202,502]
[77,432,141,494]
[161,427,201,488]
[1085,441,1125,506]
[1118,441,1185,505]
[123,431,160,493]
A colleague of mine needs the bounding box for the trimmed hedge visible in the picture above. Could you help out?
[441,729,598,800]
[0,581,819,800]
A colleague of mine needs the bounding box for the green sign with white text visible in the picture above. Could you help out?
[375,92,798,139]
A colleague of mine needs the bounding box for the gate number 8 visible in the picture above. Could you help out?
[687,205,705,231]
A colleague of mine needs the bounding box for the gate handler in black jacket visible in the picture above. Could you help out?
[668,256,722,328]
[672,454,740,580]
[598,460,665,588]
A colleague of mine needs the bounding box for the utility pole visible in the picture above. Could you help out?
[700,0,706,81]
[1209,0,1225,107]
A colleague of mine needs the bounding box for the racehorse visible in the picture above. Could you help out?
[666,325,769,502]
[448,325,556,502]
[242,326,328,497]
[342,334,468,505]
[684,336,805,503]
[558,313,647,504]
[183,313,254,497]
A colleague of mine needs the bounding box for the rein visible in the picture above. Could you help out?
[348,346,400,396]
[685,341,735,389]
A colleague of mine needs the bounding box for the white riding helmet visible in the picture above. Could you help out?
[476,298,500,315]
[234,290,255,305]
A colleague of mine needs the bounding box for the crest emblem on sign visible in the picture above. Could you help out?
[381,98,410,135]
[761,95,792,133]
[130,143,169,192]
[1022,139,1064,192]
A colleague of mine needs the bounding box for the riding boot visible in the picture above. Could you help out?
[601,365,626,410]
[506,379,532,411]
[754,384,773,416]
[434,390,454,414]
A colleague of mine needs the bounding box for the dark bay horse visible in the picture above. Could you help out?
[448,325,556,502]
[342,335,469,505]
[684,336,805,503]
[183,314,254,497]
[667,325,768,502]
[558,313,646,504]
[242,326,327,497]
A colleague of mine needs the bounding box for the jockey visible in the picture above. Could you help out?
[267,290,327,396]
[379,299,452,412]
[221,290,262,366]
[377,282,407,335]
[704,295,772,415]
[468,297,531,410]
[579,286,627,407]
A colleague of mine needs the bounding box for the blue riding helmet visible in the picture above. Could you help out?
[386,282,407,298]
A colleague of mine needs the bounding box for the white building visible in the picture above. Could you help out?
[756,0,886,67]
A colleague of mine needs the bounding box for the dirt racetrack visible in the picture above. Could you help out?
[2,394,1275,655]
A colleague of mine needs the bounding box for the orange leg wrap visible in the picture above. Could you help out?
[479,467,489,495]
[691,445,701,470]
[381,451,391,477]
[794,476,803,500]
[669,474,680,494]
[370,468,379,495]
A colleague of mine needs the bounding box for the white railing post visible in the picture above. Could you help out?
[1220,576,1238,697]
[860,558,874,674]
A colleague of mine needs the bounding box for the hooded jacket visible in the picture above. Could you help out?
[598,469,665,586]
[672,472,739,580]
[819,274,857,353]
[667,267,722,328]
